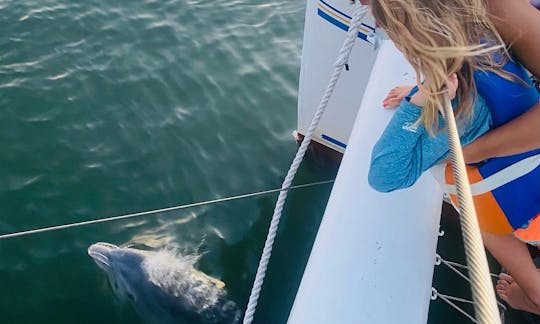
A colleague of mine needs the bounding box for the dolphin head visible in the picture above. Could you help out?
[88,242,147,303]
[88,242,241,324]
[88,242,120,271]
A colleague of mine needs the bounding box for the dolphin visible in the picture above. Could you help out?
[88,242,241,324]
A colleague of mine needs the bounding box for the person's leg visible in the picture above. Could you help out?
[487,0,540,78]
[482,231,540,314]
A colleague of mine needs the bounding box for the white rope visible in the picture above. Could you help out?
[242,3,369,323]
[436,254,500,279]
[0,180,334,240]
[435,254,507,311]
[432,288,479,323]
[432,287,508,323]
[441,94,501,323]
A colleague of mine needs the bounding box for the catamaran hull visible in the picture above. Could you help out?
[290,2,442,323]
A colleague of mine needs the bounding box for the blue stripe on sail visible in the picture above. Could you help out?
[319,0,375,31]
[320,0,351,19]
[322,134,347,149]
[317,9,369,42]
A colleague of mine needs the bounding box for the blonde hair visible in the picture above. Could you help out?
[370,0,509,134]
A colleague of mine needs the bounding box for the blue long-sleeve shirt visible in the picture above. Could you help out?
[368,93,492,192]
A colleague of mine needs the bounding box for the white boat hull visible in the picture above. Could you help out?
[290,2,443,321]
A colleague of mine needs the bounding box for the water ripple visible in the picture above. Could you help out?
[0,0,307,322]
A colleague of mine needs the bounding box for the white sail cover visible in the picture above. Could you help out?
[296,0,380,152]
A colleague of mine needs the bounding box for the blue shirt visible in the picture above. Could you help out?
[368,58,540,229]
[368,92,492,192]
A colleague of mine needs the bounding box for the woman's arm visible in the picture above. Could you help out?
[462,101,540,163]
[487,0,540,78]
[369,76,463,192]
[368,97,427,192]
[461,0,540,163]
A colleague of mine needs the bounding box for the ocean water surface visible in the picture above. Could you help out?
[0,1,335,323]
[0,0,505,323]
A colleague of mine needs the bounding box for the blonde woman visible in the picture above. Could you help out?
[364,0,540,315]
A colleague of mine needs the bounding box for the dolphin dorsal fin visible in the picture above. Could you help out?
[210,278,225,289]
[198,271,225,289]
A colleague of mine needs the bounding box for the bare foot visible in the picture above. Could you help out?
[497,273,540,315]
[382,85,414,109]
[496,274,512,302]
[499,272,514,285]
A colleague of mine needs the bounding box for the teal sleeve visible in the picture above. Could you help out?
[368,95,491,193]
[368,99,428,192]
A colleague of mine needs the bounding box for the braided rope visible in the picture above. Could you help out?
[242,3,369,323]
[441,95,501,324]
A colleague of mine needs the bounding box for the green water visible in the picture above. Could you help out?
[0,1,334,323]
[0,1,517,323]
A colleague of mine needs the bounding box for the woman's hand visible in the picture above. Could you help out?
[410,73,458,108]
[382,85,414,109]
[382,74,458,110]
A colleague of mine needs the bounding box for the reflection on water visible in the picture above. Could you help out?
[0,0,483,323]
[1,0,309,323]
